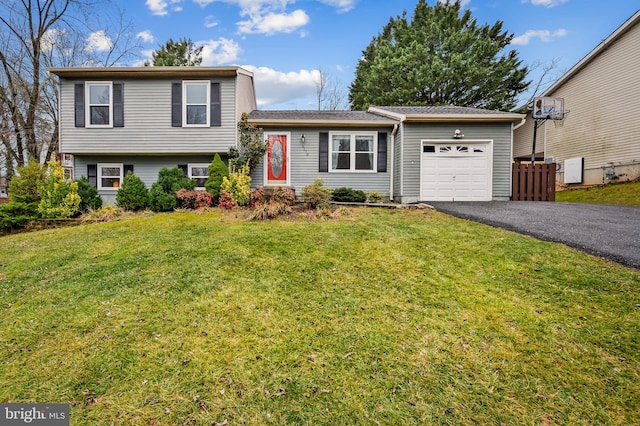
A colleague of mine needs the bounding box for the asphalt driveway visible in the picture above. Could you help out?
[429,201,640,269]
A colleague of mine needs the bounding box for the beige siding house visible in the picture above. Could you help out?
[513,10,640,185]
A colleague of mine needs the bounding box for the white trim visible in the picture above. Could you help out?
[263,132,291,186]
[182,80,210,127]
[328,131,377,173]
[188,163,210,190]
[85,81,113,128]
[419,139,493,202]
[97,163,123,191]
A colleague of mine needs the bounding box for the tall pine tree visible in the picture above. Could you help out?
[349,0,529,111]
[146,38,203,66]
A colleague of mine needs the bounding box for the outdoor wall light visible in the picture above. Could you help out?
[300,134,306,143]
[453,129,464,139]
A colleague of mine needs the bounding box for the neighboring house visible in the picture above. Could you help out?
[50,66,523,203]
[513,9,640,186]
[0,177,7,203]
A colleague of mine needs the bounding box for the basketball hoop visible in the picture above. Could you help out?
[551,109,569,128]
[532,97,565,120]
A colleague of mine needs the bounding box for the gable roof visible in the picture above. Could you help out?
[369,106,524,123]
[542,9,640,96]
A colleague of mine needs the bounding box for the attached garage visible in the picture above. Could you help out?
[420,140,493,201]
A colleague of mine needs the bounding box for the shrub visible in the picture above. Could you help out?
[149,167,195,212]
[332,187,367,203]
[205,153,229,200]
[76,176,103,212]
[221,164,251,206]
[228,112,267,171]
[116,172,150,211]
[218,189,237,209]
[300,178,332,209]
[271,186,296,206]
[177,189,213,209]
[250,201,292,220]
[366,191,385,203]
[249,187,266,207]
[9,159,47,204]
[0,202,38,232]
[81,205,123,222]
[38,158,81,218]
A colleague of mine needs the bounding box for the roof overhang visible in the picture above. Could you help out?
[368,107,524,123]
[247,118,398,128]
[48,66,253,79]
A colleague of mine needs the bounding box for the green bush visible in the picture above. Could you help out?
[76,176,103,212]
[0,202,38,231]
[149,167,196,212]
[205,153,229,200]
[332,187,367,203]
[116,172,150,211]
[366,191,385,203]
[221,164,251,206]
[38,158,81,218]
[8,159,47,204]
[300,178,333,209]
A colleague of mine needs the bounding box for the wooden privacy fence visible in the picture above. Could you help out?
[512,162,556,201]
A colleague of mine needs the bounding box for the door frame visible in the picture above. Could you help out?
[419,139,493,201]
[263,131,291,186]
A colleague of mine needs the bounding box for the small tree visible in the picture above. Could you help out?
[205,153,229,200]
[76,176,103,212]
[116,172,149,211]
[38,157,81,218]
[148,167,195,212]
[228,113,267,171]
[146,37,203,67]
[8,159,47,204]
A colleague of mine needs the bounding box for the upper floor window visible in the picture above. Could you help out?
[329,132,376,172]
[86,82,112,127]
[183,81,210,126]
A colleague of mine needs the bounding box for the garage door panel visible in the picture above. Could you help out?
[421,142,492,202]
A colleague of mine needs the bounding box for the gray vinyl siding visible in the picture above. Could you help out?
[59,77,238,154]
[392,124,404,201]
[74,154,216,205]
[400,122,513,202]
[251,127,393,195]
[236,73,258,116]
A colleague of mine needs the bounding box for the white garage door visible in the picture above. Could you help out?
[421,142,492,201]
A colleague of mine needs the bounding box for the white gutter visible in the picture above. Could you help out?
[513,117,527,130]
[389,124,398,201]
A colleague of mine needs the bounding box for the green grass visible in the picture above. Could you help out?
[556,180,640,206]
[0,208,638,425]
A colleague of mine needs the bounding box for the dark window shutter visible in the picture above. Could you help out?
[123,164,134,176]
[178,164,188,176]
[171,82,182,127]
[74,83,85,128]
[377,132,388,173]
[319,132,329,173]
[210,82,221,127]
[87,164,97,187]
[113,83,124,127]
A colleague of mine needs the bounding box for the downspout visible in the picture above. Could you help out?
[513,117,526,131]
[389,124,398,201]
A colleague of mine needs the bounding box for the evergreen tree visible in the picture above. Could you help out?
[146,38,203,66]
[205,153,229,200]
[349,0,529,111]
[116,172,150,211]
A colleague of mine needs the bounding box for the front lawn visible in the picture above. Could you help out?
[0,208,638,425]
[556,180,640,206]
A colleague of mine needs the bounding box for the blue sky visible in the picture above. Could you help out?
[105,0,638,110]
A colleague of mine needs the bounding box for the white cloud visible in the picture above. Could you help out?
[526,0,568,7]
[243,65,320,108]
[136,30,155,43]
[511,29,567,45]
[146,0,182,16]
[85,30,112,52]
[205,15,219,28]
[317,0,357,13]
[42,28,66,53]
[198,38,242,65]
[237,9,309,35]
[438,0,471,7]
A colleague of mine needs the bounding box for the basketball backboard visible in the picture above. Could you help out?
[532,97,565,120]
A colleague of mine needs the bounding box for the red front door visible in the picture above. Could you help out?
[266,134,288,185]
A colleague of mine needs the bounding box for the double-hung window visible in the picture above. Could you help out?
[86,82,113,127]
[330,132,376,172]
[98,163,123,190]
[183,81,210,126]
[188,164,209,189]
